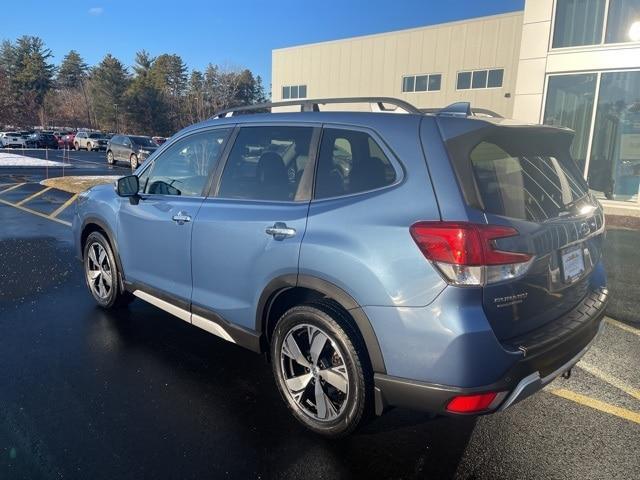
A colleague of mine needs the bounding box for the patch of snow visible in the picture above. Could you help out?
[0,152,69,168]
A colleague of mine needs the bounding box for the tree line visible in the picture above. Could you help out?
[0,36,268,136]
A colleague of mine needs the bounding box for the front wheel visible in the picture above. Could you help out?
[106,150,114,164]
[130,153,139,169]
[271,303,372,437]
[83,232,133,309]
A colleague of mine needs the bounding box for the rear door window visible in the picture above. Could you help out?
[314,128,396,199]
[469,139,588,221]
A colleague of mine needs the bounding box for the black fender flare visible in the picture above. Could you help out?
[257,274,387,374]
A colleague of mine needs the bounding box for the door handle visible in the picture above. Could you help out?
[266,222,296,240]
[172,212,192,225]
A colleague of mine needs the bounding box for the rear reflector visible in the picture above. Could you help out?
[410,222,533,286]
[446,392,502,414]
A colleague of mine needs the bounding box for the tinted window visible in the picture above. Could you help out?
[315,129,396,199]
[89,133,102,139]
[428,74,442,91]
[131,136,156,147]
[402,76,415,92]
[415,75,428,92]
[218,126,313,201]
[472,70,488,88]
[141,129,230,197]
[298,85,307,98]
[553,0,605,48]
[487,69,504,88]
[282,86,290,99]
[606,0,640,43]
[457,72,471,89]
[469,139,588,221]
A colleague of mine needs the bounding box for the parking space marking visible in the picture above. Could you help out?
[578,361,640,401]
[15,186,52,206]
[50,193,78,218]
[550,388,640,425]
[0,182,25,194]
[606,317,640,337]
[0,197,71,226]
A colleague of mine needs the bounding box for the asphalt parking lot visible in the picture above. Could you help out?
[0,151,639,480]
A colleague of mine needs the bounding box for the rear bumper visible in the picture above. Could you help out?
[373,287,608,415]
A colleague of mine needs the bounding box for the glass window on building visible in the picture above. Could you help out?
[472,70,488,88]
[415,75,428,92]
[298,85,307,98]
[282,86,290,100]
[606,0,640,43]
[457,71,472,89]
[543,74,597,172]
[428,74,442,91]
[552,0,606,48]
[587,71,640,202]
[402,76,415,92]
[487,69,504,88]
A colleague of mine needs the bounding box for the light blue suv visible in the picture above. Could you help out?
[73,98,608,437]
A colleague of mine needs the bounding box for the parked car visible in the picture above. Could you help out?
[106,135,158,169]
[73,97,608,438]
[0,132,27,148]
[152,136,167,145]
[58,132,76,149]
[25,132,59,149]
[74,131,108,151]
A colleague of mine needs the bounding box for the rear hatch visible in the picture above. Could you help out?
[441,120,605,341]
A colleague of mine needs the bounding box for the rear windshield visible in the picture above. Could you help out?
[469,138,588,221]
[131,136,156,147]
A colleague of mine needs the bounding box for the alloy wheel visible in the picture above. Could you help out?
[85,242,113,299]
[280,323,349,422]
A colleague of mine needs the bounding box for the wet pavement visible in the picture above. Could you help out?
[0,151,639,479]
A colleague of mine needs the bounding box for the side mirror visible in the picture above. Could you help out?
[116,175,139,198]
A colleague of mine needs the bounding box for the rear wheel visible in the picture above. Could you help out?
[87,142,93,151]
[74,142,79,151]
[83,232,133,309]
[106,150,114,165]
[130,153,139,169]
[271,303,372,437]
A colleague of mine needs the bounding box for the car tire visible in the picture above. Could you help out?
[130,153,139,170]
[83,231,133,309]
[107,150,115,165]
[74,142,79,151]
[87,142,93,151]
[271,302,373,438]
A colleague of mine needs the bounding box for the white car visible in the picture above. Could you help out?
[0,132,27,148]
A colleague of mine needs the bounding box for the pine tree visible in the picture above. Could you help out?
[57,50,88,89]
[88,54,130,132]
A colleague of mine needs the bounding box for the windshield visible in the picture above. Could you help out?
[89,133,103,139]
[131,136,157,147]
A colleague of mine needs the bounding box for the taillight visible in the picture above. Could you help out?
[446,392,506,414]
[410,222,533,286]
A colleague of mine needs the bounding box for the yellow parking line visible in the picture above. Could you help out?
[0,182,25,194]
[16,186,52,206]
[605,318,640,337]
[50,193,78,218]
[0,197,71,227]
[550,388,640,425]
[578,362,640,401]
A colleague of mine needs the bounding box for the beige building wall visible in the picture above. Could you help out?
[272,12,524,117]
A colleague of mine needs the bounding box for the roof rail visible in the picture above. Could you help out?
[211,97,421,119]
[420,105,503,119]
